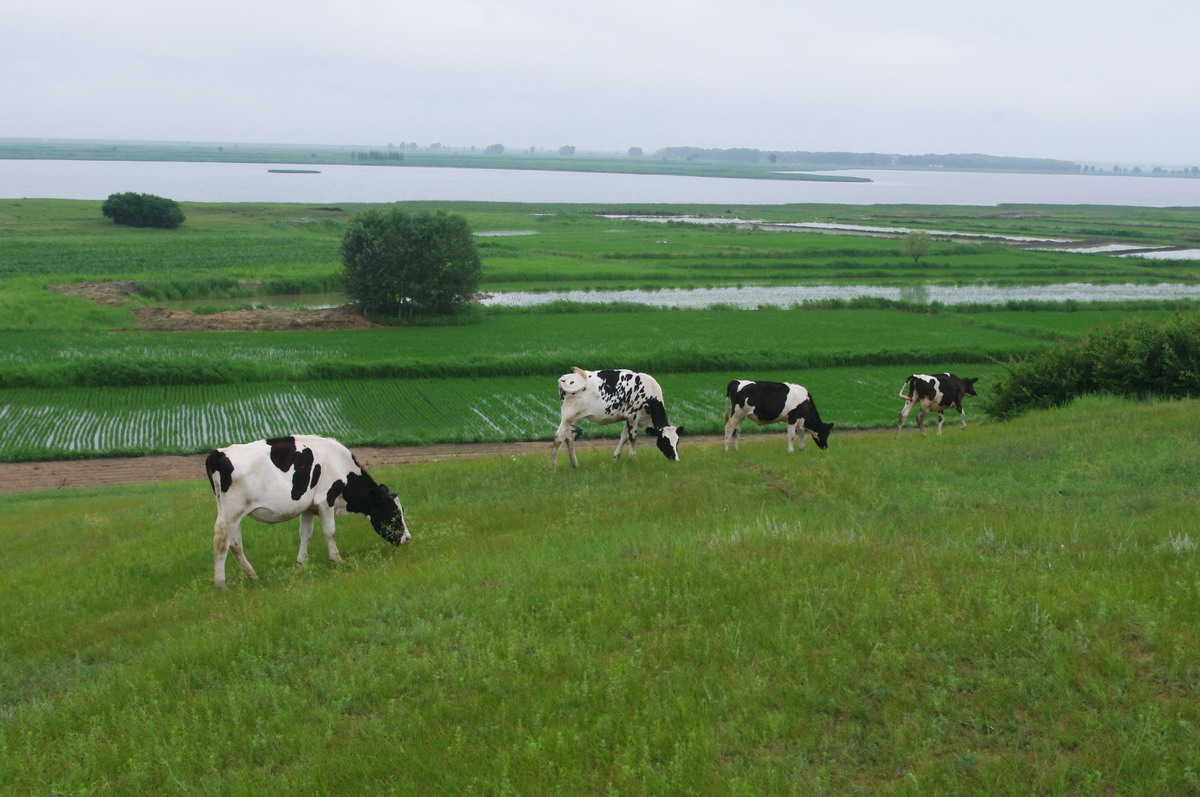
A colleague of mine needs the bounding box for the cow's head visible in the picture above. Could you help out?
[367,482,411,546]
[962,377,979,397]
[647,425,684,461]
[810,421,835,450]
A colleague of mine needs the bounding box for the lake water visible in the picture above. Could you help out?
[3,159,1200,206]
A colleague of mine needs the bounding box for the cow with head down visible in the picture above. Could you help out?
[895,373,979,437]
[724,379,834,453]
[550,367,683,470]
[205,435,410,588]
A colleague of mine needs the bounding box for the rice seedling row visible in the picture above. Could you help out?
[0,363,1005,460]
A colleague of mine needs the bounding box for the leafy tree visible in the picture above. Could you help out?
[559,145,576,156]
[628,147,643,158]
[101,192,185,228]
[341,209,482,318]
[901,231,932,263]
[485,143,505,155]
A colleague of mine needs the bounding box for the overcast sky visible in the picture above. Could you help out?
[5,0,1198,167]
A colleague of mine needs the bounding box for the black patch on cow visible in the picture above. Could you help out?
[289,447,315,501]
[905,374,979,410]
[597,369,623,394]
[730,380,790,422]
[644,396,671,429]
[310,463,322,489]
[266,435,298,472]
[204,449,235,493]
[326,479,345,507]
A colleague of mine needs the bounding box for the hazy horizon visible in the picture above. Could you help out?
[5,0,1197,169]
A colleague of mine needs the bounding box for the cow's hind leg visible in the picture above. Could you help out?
[916,408,930,437]
[297,512,315,565]
[550,420,580,471]
[723,411,743,451]
[214,516,256,589]
[895,400,916,438]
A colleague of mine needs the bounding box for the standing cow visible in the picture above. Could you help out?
[724,379,834,453]
[205,435,410,588]
[550,367,683,470]
[895,373,979,437]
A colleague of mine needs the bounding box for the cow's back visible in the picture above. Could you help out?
[210,435,361,517]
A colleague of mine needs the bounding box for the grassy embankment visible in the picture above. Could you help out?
[1,200,1197,459]
[2,396,1198,794]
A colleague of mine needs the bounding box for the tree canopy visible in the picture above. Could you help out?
[101,192,185,228]
[341,209,482,318]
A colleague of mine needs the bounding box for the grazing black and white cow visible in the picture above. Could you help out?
[550,367,683,470]
[205,435,410,589]
[724,380,834,453]
[895,373,979,437]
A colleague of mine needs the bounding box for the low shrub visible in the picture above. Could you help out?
[101,192,185,229]
[984,313,1200,419]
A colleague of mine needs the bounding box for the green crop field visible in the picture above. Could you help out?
[3,397,1199,794]
[2,197,1198,460]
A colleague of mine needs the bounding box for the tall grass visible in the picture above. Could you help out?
[3,397,1198,794]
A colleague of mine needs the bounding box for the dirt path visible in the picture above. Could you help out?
[0,436,737,495]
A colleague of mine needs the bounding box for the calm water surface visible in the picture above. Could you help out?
[4,159,1200,206]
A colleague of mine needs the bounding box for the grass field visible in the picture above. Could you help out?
[3,397,1198,794]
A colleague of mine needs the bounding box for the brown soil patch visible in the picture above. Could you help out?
[132,304,377,331]
[0,436,732,494]
[52,280,379,331]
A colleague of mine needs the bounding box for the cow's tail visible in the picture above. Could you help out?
[898,375,916,401]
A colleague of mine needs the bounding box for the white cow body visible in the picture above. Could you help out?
[206,435,409,588]
[550,367,682,470]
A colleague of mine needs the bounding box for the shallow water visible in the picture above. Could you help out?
[481,282,1200,309]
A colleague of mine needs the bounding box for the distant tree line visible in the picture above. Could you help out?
[656,147,1082,173]
[352,151,404,162]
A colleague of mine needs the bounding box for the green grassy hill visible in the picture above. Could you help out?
[3,396,1198,794]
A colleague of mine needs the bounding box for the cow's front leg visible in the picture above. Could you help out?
[785,422,798,453]
[916,408,930,437]
[895,401,916,438]
[614,421,637,460]
[956,403,968,430]
[936,411,947,435]
[318,507,342,563]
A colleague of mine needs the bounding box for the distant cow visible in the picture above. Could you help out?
[205,435,410,589]
[895,373,979,437]
[724,380,834,453]
[550,367,683,470]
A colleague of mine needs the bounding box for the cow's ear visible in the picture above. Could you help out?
[676,426,686,435]
[647,427,662,438]
[967,377,979,385]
